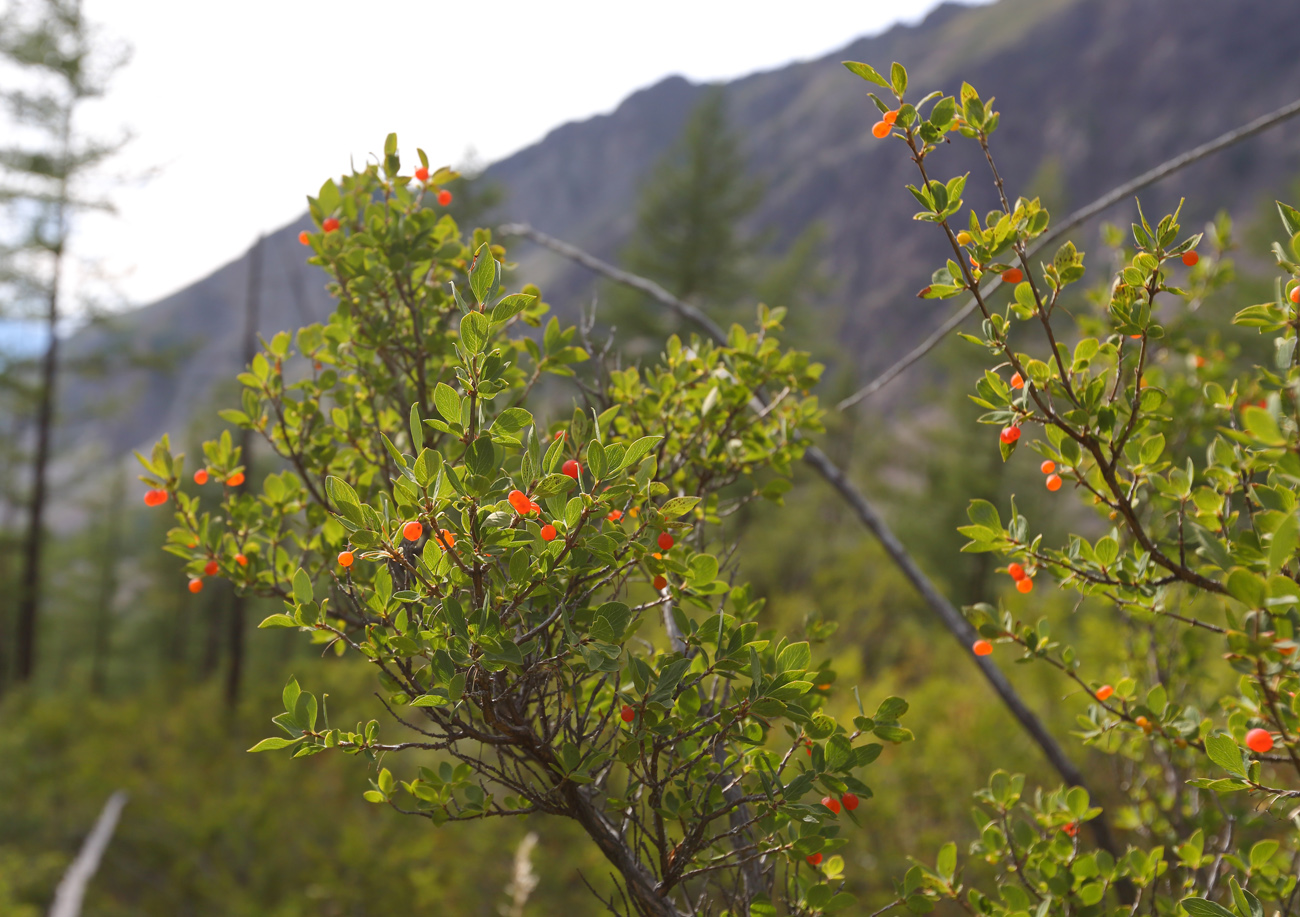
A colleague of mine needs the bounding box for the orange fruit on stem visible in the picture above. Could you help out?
[143,488,168,507]
[562,459,581,480]
[821,796,841,815]
[1007,563,1026,581]
[1095,684,1114,701]
[414,167,429,182]
[1181,251,1199,266]
[841,792,859,811]
[298,230,311,245]
[1290,286,1300,304]
[972,639,993,656]
[653,575,668,591]
[883,109,898,125]
[1046,473,1063,492]
[193,469,209,485]
[338,551,354,568]
[1010,372,1024,389]
[204,560,218,576]
[1000,425,1021,444]
[540,524,557,542]
[871,120,890,138]
[607,509,623,522]
[1016,577,1034,593]
[806,853,823,866]
[658,532,675,551]
[1040,461,1055,474]
[322,217,340,233]
[1246,728,1274,753]
[508,490,533,514]
[1001,267,1023,284]
[188,578,203,594]
[437,189,452,206]
[227,472,245,487]
[402,521,423,542]
[235,553,248,567]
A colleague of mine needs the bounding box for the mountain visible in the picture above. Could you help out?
[56,0,1300,465]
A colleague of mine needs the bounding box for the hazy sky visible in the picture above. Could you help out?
[67,0,977,309]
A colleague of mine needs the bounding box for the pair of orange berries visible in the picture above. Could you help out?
[1039,460,1062,492]
[821,793,858,815]
[870,109,900,138]
[508,489,542,516]
[1007,562,1034,593]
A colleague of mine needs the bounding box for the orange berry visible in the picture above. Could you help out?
[1181,251,1198,267]
[1000,425,1021,445]
[298,230,310,245]
[653,575,668,591]
[658,532,675,551]
[204,559,218,576]
[414,166,429,182]
[1290,286,1300,305]
[193,469,209,485]
[1045,473,1063,492]
[227,472,245,487]
[1040,461,1055,474]
[1194,355,1206,369]
[1063,821,1079,838]
[1007,563,1026,581]
[322,217,340,233]
[143,488,168,507]
[1016,577,1034,593]
[1010,372,1024,389]
[972,639,993,656]
[437,189,452,206]
[403,520,423,542]
[188,578,203,594]
[540,524,557,542]
[1246,728,1274,753]
[562,459,581,480]
[841,792,859,811]
[883,109,898,125]
[338,550,354,568]
[436,529,456,549]
[508,490,533,514]
[871,120,891,138]
[956,231,972,245]
[235,553,248,567]
[1135,715,1152,732]
[607,509,623,522]
[1001,267,1023,284]
[620,705,635,723]
[806,853,823,866]
[1095,684,1114,701]
[821,796,841,815]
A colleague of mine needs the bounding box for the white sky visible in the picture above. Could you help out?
[66,0,976,309]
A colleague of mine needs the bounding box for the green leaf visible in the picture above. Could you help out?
[409,403,423,453]
[292,569,313,606]
[434,383,461,424]
[966,499,1001,531]
[469,242,496,304]
[1269,513,1299,574]
[889,61,907,97]
[1203,733,1245,777]
[1226,568,1267,609]
[491,292,535,324]
[460,311,489,354]
[532,473,576,499]
[248,736,305,752]
[410,694,450,707]
[777,642,811,673]
[1182,899,1236,917]
[936,842,956,881]
[258,614,299,629]
[842,60,890,88]
[1278,201,1300,238]
[1242,406,1286,446]
[660,496,699,518]
[620,435,663,470]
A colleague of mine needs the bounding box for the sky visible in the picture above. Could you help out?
[60,0,978,311]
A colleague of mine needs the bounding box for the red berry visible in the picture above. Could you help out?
[653,575,668,591]
[561,459,581,479]
[806,853,823,866]
[1095,684,1114,701]
[1010,372,1024,389]
[1040,461,1055,475]
[188,578,203,594]
[821,796,841,815]
[1007,563,1026,581]
[1016,577,1034,593]
[508,490,534,514]
[871,120,890,138]
[1045,473,1063,492]
[607,509,623,522]
[658,532,674,551]
[972,639,993,656]
[204,560,218,576]
[235,553,248,567]
[621,705,635,723]
[1000,425,1021,444]
[1246,728,1274,753]
[298,230,310,245]
[1063,821,1079,837]
[1181,251,1199,266]
[841,792,859,811]
[143,488,168,507]
[1291,287,1300,305]
[540,524,557,542]
[227,471,245,487]
[193,469,209,485]
[437,189,452,206]
[338,551,354,568]
[435,529,456,550]
[1002,267,1023,284]
[403,520,423,542]
[322,217,340,233]
[414,166,429,182]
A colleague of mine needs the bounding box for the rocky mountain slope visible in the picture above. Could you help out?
[57,0,1300,461]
